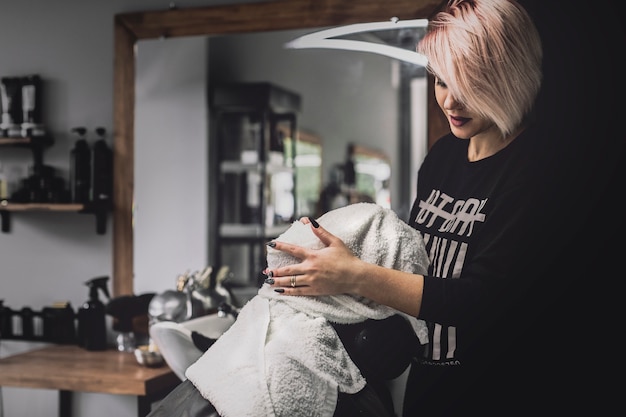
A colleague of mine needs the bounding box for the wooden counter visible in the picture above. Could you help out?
[0,344,180,416]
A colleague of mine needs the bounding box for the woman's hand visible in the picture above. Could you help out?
[265,217,364,296]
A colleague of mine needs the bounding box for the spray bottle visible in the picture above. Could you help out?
[77,276,110,351]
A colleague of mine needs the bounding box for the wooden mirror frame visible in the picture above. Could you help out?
[112,0,447,296]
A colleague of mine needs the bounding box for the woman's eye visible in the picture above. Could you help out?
[435,79,447,88]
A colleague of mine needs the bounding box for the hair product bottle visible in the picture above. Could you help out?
[20,75,44,137]
[90,127,113,205]
[69,127,91,204]
[77,276,110,351]
[0,76,22,137]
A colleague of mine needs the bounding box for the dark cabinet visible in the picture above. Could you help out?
[210,82,301,287]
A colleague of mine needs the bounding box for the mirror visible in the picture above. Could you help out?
[113,0,447,296]
[280,127,323,217]
[352,144,393,208]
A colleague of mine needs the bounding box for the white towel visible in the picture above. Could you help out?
[186,202,429,417]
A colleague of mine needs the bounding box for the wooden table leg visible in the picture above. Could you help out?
[59,390,72,417]
[137,395,151,417]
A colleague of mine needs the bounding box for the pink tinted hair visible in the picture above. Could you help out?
[418,0,543,138]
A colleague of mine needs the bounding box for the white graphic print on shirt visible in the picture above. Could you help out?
[412,189,488,361]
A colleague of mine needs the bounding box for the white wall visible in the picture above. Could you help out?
[134,36,209,295]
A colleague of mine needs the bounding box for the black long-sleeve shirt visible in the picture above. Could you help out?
[408,126,547,365]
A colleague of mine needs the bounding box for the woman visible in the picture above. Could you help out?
[265,0,546,415]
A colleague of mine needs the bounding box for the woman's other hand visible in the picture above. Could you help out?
[265,217,364,296]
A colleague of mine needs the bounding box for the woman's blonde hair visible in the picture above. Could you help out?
[418,0,543,138]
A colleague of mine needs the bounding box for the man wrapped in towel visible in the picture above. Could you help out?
[148,202,429,417]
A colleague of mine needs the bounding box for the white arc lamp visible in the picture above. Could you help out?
[285,18,429,67]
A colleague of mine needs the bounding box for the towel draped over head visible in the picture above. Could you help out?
[186,202,429,417]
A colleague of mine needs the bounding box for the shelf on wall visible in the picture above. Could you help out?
[0,201,109,234]
[0,136,53,146]
[220,160,295,174]
[0,202,84,211]
[1,134,111,235]
[219,223,291,238]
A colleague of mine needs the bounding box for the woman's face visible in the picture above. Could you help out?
[434,77,496,140]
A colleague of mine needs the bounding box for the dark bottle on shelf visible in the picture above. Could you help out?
[0,300,13,338]
[69,127,91,203]
[19,307,35,339]
[90,127,113,205]
[42,302,76,344]
[77,276,110,351]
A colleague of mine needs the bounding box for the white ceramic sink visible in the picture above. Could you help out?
[150,313,236,380]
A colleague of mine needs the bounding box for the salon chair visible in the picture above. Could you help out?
[150,309,412,416]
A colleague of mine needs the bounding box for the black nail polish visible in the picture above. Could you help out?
[265,278,275,284]
[274,288,285,293]
[308,217,319,228]
[266,241,276,248]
